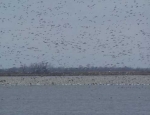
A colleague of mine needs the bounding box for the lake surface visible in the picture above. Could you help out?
[0,85,150,115]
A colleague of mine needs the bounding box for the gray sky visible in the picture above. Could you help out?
[0,0,150,68]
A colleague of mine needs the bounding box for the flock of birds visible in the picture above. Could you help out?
[0,0,150,68]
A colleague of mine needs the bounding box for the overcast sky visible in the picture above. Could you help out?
[0,0,150,68]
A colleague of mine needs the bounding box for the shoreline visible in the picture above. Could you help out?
[0,75,150,86]
[1,72,150,76]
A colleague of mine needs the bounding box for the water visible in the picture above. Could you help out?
[0,85,150,115]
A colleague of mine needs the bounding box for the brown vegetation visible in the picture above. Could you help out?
[0,62,150,76]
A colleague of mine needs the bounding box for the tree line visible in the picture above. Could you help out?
[0,62,150,76]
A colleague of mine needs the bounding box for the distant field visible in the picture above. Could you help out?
[0,75,150,85]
